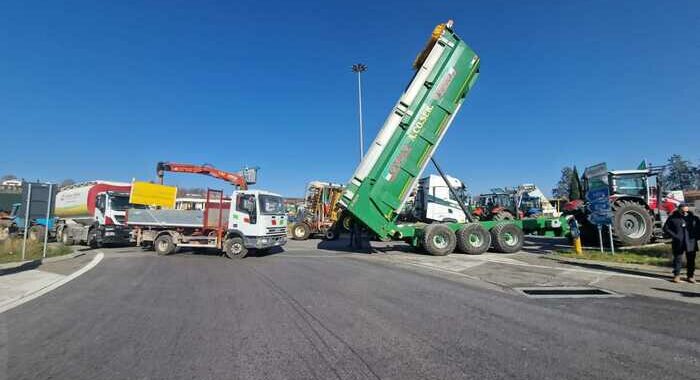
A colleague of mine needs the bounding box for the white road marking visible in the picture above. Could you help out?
[0,252,104,314]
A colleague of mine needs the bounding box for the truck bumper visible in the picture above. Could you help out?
[244,235,287,249]
[101,226,132,244]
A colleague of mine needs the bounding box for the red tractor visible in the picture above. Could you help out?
[566,166,681,246]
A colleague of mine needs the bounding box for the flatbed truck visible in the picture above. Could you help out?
[339,20,549,256]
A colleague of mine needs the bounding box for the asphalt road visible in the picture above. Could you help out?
[2,243,700,380]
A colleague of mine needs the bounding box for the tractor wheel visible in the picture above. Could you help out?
[154,234,175,255]
[492,211,514,221]
[291,223,311,240]
[338,212,353,233]
[611,200,653,246]
[490,223,524,253]
[28,225,47,242]
[421,224,456,256]
[223,237,248,259]
[456,223,491,255]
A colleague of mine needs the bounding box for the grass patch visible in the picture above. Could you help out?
[555,244,697,268]
[0,238,73,264]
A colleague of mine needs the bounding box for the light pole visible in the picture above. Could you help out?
[352,63,367,160]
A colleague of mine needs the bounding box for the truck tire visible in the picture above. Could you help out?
[61,229,74,246]
[88,229,102,249]
[154,234,175,255]
[338,212,353,233]
[490,223,524,253]
[421,224,456,256]
[456,223,491,255]
[612,200,653,246]
[324,229,338,240]
[492,211,514,221]
[291,223,311,240]
[223,237,248,259]
[29,225,46,242]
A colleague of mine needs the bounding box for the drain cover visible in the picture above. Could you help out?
[515,287,622,299]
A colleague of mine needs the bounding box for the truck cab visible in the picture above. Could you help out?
[412,174,468,223]
[228,190,287,251]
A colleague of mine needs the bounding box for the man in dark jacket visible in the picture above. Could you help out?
[663,203,699,283]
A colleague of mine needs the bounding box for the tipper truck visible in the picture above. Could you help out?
[339,20,537,256]
[55,181,138,247]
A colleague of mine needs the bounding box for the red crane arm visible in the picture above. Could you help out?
[156,162,249,190]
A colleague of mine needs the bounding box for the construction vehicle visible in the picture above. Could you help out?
[337,20,545,255]
[0,182,56,242]
[567,163,681,246]
[127,162,286,258]
[408,174,469,223]
[290,181,347,240]
[55,181,139,247]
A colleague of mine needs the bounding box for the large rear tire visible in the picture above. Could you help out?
[490,223,524,253]
[291,223,311,240]
[154,234,175,255]
[611,200,653,246]
[223,237,248,259]
[456,223,491,255]
[421,224,456,256]
[492,211,514,221]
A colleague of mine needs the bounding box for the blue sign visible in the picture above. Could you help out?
[584,163,613,226]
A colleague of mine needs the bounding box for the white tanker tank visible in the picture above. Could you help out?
[55,181,134,247]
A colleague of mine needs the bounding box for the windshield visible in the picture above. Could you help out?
[259,194,285,215]
[110,195,147,211]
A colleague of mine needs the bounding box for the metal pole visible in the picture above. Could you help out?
[431,157,474,222]
[21,183,32,261]
[597,225,603,253]
[357,70,365,159]
[608,224,615,255]
[42,184,53,258]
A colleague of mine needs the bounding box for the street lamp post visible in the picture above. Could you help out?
[352,63,367,160]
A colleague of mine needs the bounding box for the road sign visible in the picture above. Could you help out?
[584,163,613,226]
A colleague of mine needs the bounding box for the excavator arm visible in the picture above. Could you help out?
[156,162,256,190]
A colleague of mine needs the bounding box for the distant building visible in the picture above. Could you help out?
[1,179,21,187]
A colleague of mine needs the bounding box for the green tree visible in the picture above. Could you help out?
[663,154,697,190]
[568,166,583,200]
[552,166,573,199]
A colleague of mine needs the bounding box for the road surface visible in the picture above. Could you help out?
[2,242,699,380]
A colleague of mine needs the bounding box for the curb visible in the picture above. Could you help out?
[0,252,104,314]
[0,247,87,276]
[545,255,671,279]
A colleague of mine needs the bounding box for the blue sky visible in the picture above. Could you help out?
[2,0,699,197]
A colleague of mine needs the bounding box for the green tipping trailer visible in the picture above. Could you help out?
[340,20,547,255]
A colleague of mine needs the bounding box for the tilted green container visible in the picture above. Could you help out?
[340,21,480,240]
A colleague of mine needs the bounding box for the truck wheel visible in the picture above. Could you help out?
[490,223,524,253]
[492,211,514,221]
[28,225,46,242]
[456,223,491,255]
[0,226,9,241]
[88,229,103,249]
[154,234,175,255]
[61,229,74,246]
[223,237,248,259]
[339,212,353,233]
[291,223,311,240]
[324,229,338,240]
[612,200,653,246]
[421,224,456,256]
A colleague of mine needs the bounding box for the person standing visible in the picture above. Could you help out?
[663,203,699,283]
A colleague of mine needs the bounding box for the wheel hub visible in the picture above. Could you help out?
[433,234,448,249]
[621,211,646,239]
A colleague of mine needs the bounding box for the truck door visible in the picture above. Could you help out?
[230,192,258,236]
[95,194,106,224]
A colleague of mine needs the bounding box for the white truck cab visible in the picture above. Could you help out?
[413,175,468,223]
[227,190,287,254]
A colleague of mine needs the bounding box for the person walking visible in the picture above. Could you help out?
[663,202,699,283]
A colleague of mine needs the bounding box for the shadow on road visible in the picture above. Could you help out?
[521,237,571,254]
[652,287,700,297]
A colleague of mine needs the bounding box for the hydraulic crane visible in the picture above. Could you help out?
[156,162,257,190]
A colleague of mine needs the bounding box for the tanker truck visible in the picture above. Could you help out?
[55,181,139,247]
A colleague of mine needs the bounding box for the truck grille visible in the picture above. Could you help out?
[266,227,286,235]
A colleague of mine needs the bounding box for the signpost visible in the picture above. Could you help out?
[584,163,614,254]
